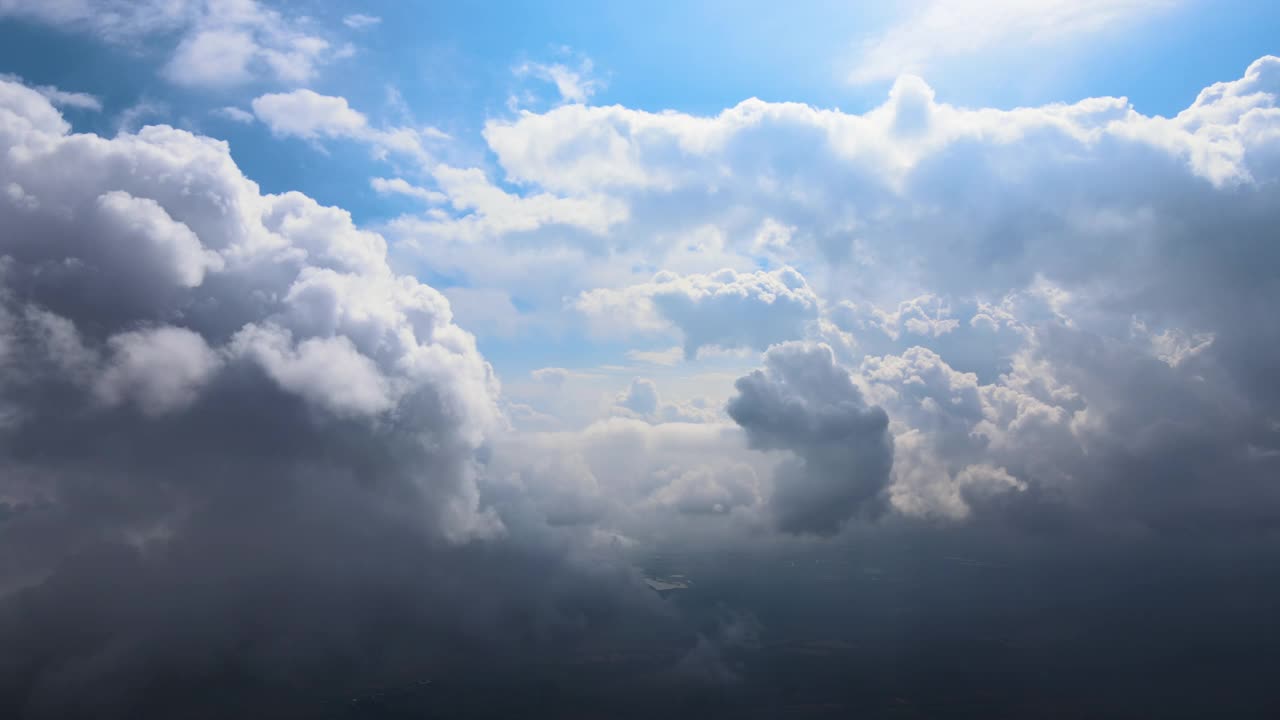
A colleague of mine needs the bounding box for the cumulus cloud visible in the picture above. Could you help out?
[5,24,1280,714]
[173,3,346,88]
[483,55,1280,200]
[251,91,623,244]
[728,343,893,536]
[0,73,503,532]
[0,76,686,717]
[478,57,1280,423]
[0,0,353,88]
[395,164,628,241]
[252,88,369,138]
[829,294,959,342]
[94,326,222,415]
[486,416,767,539]
[647,462,759,516]
[577,267,820,358]
[617,377,660,415]
[614,377,717,424]
[251,88,444,166]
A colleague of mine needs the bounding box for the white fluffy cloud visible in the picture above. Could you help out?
[250,93,621,250]
[395,165,629,241]
[486,416,769,540]
[0,75,502,543]
[0,0,352,88]
[468,57,1280,385]
[577,267,820,358]
[250,89,442,167]
[261,59,1280,544]
[94,326,221,416]
[0,74,101,111]
[251,89,369,139]
[484,55,1279,199]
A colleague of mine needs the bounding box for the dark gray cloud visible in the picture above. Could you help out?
[728,343,893,536]
[0,77,683,719]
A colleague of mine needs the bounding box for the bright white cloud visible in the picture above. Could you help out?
[252,89,369,138]
[95,325,222,416]
[829,294,960,342]
[0,74,102,111]
[251,89,439,166]
[1,0,350,88]
[577,267,821,358]
[390,165,629,242]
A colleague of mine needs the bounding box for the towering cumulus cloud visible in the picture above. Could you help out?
[728,343,892,536]
[0,78,665,718]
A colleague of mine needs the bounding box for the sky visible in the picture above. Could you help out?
[1,1,1280,717]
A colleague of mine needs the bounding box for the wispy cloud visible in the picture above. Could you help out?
[1,73,101,110]
[513,53,603,105]
[212,105,254,123]
[849,0,1177,83]
[343,13,382,30]
[0,0,351,88]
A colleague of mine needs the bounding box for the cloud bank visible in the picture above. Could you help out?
[0,75,681,719]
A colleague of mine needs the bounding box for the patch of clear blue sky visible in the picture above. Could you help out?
[0,0,1275,375]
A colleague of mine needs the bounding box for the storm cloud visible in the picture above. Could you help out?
[0,77,676,719]
[728,343,893,536]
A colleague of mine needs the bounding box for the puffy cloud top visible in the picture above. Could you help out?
[0,71,703,719]
[578,266,820,358]
[729,343,893,535]
[0,72,504,611]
